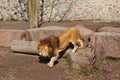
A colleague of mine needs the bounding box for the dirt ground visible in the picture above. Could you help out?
[0,21,120,80]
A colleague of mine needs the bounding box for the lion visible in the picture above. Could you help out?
[38,35,59,57]
[38,27,83,67]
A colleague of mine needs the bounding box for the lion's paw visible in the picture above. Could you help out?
[47,63,53,68]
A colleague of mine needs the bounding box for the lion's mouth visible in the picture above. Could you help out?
[39,52,48,57]
[39,52,43,56]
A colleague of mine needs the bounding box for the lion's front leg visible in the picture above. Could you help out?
[47,52,59,68]
[47,56,57,67]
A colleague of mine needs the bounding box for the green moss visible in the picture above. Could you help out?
[76,47,91,54]
[91,67,99,75]
[115,58,120,63]
[68,66,100,75]
[103,58,120,64]
[103,58,112,64]
[59,57,67,62]
[85,67,99,75]
[69,67,83,74]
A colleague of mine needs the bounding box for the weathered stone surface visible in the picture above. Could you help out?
[76,25,94,47]
[67,47,95,69]
[25,25,94,45]
[0,25,93,47]
[11,40,39,54]
[67,52,94,69]
[25,26,67,41]
[99,26,120,33]
[94,32,120,58]
[76,25,93,36]
[0,29,24,46]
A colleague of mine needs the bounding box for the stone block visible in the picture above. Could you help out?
[0,29,24,46]
[99,26,120,33]
[0,25,94,47]
[67,53,91,69]
[67,47,95,69]
[94,32,120,58]
[76,25,94,48]
[25,26,67,41]
[24,25,94,45]
[76,25,93,36]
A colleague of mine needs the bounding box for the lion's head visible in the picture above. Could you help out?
[38,40,52,57]
[38,41,49,57]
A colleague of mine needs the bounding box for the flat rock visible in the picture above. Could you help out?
[99,26,120,33]
[93,32,120,58]
[25,26,67,41]
[0,29,24,46]
[67,47,95,69]
[0,25,94,47]
[24,25,94,47]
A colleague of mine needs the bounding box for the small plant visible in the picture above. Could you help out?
[91,67,99,75]
[59,57,67,62]
[69,66,83,74]
[103,58,112,64]
[85,67,99,75]
[102,58,120,64]
[115,58,120,63]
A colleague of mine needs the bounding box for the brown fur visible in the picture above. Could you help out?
[38,35,59,57]
[38,27,83,67]
[58,27,83,52]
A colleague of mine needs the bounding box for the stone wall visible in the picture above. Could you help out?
[0,0,120,21]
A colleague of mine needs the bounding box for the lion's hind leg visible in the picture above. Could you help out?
[77,39,83,48]
[71,41,79,53]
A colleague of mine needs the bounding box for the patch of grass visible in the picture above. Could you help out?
[115,58,120,63]
[68,66,99,75]
[103,58,112,64]
[85,67,99,75]
[90,67,99,75]
[102,58,120,64]
[69,66,83,74]
[59,57,67,62]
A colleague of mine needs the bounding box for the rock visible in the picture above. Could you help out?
[67,47,95,69]
[25,26,67,41]
[76,25,94,48]
[0,25,94,47]
[24,25,94,46]
[76,25,93,36]
[99,26,120,33]
[0,29,24,46]
[94,32,120,58]
[11,40,39,54]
